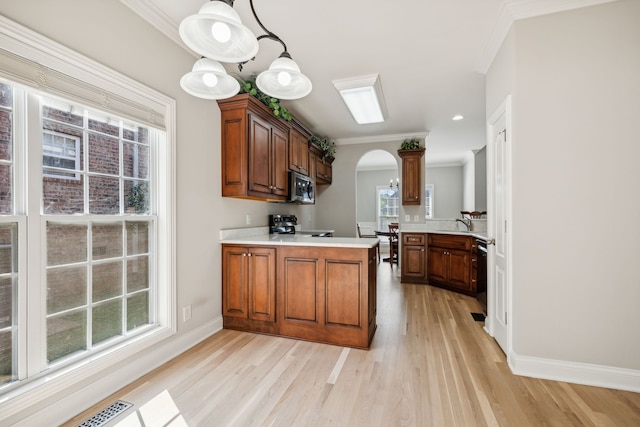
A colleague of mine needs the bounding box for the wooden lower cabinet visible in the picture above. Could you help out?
[401,233,427,283]
[222,243,377,349]
[222,245,277,334]
[427,234,476,296]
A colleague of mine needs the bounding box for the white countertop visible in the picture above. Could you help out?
[401,228,488,240]
[221,232,378,248]
[219,226,375,247]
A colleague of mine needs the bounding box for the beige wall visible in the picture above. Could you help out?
[488,0,640,371]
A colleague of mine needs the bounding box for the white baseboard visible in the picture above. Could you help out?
[5,316,223,427]
[510,352,640,393]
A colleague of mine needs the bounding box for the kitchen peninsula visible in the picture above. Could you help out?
[220,228,379,349]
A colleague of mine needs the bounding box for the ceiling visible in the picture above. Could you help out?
[122,0,611,167]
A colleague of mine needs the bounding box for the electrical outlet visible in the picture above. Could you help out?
[404,214,411,222]
[183,305,192,322]
[414,215,420,222]
[245,214,251,225]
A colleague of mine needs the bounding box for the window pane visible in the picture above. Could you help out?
[0,109,12,161]
[0,277,12,329]
[47,223,87,265]
[0,225,15,275]
[92,261,123,302]
[123,124,148,143]
[0,165,11,215]
[92,300,122,345]
[88,114,119,137]
[127,292,149,331]
[88,133,119,175]
[126,221,149,255]
[0,82,12,108]
[0,330,13,385]
[124,181,149,214]
[92,223,122,260]
[123,142,149,179]
[47,310,87,362]
[127,256,148,293]
[47,266,87,314]
[89,176,119,214]
[43,105,84,128]
[43,174,85,214]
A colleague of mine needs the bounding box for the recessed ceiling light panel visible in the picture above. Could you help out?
[452,115,464,121]
[333,74,387,125]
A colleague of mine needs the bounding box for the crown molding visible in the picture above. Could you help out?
[120,0,198,58]
[475,0,619,74]
[335,132,430,146]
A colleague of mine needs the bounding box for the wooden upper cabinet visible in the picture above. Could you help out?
[218,94,290,201]
[289,126,310,176]
[310,142,332,185]
[398,148,425,205]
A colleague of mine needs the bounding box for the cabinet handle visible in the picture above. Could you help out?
[242,253,247,257]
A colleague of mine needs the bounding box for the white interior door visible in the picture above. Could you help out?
[486,97,511,355]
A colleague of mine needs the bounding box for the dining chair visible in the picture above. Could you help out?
[388,222,399,267]
[357,223,380,262]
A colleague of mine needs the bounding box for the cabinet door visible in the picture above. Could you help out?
[289,128,309,175]
[448,249,471,291]
[427,247,448,283]
[247,247,276,322]
[271,125,289,196]
[248,114,273,195]
[401,154,421,205]
[222,246,248,319]
[403,245,426,279]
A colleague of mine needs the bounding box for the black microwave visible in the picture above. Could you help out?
[289,171,315,204]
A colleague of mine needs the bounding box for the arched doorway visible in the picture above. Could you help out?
[355,149,399,236]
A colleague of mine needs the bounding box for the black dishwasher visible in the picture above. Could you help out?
[476,239,488,313]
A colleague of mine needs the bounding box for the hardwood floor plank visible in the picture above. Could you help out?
[63,263,640,427]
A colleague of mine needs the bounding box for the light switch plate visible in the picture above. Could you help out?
[404,214,410,222]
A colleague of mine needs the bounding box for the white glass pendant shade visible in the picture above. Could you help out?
[256,56,312,100]
[179,1,259,63]
[180,58,240,99]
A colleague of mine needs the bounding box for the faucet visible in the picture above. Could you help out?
[456,218,471,232]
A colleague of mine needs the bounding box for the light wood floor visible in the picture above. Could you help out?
[65,263,640,426]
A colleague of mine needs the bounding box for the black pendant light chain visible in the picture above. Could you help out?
[237,0,289,71]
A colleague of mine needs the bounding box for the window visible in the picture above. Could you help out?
[0,17,174,418]
[425,184,434,219]
[0,82,165,386]
[376,185,399,231]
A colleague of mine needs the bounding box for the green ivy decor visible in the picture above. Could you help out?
[400,139,421,150]
[238,75,292,121]
[311,135,336,159]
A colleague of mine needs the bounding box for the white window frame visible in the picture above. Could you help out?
[0,15,176,416]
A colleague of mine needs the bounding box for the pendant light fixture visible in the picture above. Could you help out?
[179,0,258,63]
[179,0,312,100]
[180,57,240,99]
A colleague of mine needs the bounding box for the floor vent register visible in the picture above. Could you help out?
[78,400,133,427]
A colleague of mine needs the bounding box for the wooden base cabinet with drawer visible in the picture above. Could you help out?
[401,232,427,283]
[427,233,478,296]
